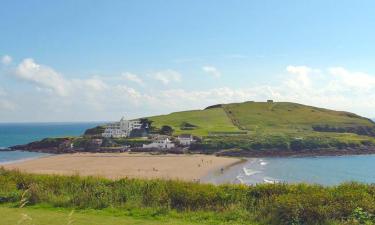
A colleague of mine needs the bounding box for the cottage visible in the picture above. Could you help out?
[102,116,142,138]
[177,134,194,146]
[143,137,175,149]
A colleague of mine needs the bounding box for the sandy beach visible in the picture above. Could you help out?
[2,153,241,181]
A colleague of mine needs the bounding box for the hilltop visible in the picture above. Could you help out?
[146,101,375,156]
[148,101,375,136]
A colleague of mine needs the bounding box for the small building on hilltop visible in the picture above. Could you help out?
[177,134,195,146]
[142,136,175,149]
[102,116,142,138]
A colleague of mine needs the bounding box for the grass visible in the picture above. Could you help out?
[223,102,374,131]
[145,101,375,152]
[0,205,203,225]
[1,169,375,225]
[148,107,240,136]
[147,101,375,137]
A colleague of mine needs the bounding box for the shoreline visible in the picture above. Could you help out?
[0,150,51,165]
[214,146,375,158]
[2,152,241,181]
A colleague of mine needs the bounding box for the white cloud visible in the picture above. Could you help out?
[0,99,16,110]
[2,58,375,121]
[14,58,70,96]
[152,70,181,85]
[0,87,16,111]
[286,65,312,76]
[202,65,221,78]
[115,85,142,100]
[1,55,12,65]
[122,72,143,85]
[77,78,108,92]
[328,67,375,91]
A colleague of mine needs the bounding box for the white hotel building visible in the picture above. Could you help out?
[102,117,142,138]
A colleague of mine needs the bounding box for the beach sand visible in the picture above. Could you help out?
[2,153,241,181]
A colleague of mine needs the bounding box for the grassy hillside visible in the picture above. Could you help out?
[147,101,374,136]
[146,101,375,153]
[223,102,374,132]
[148,107,240,136]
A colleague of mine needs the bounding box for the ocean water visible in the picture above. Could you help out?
[203,155,375,185]
[0,122,102,164]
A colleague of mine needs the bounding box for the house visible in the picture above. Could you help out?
[142,137,175,149]
[102,116,142,138]
[267,100,274,103]
[177,134,194,146]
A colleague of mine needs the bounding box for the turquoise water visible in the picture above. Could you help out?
[0,122,102,164]
[204,155,375,185]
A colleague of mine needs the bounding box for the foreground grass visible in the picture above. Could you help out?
[1,169,374,225]
[0,205,203,225]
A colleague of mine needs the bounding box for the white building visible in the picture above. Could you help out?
[102,117,142,138]
[143,137,175,149]
[177,134,195,146]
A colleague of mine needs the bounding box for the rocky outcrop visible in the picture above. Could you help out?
[10,137,76,154]
[83,126,105,136]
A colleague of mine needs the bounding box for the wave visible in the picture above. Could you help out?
[263,177,280,184]
[236,175,245,184]
[259,159,268,166]
[242,167,260,176]
[0,151,51,165]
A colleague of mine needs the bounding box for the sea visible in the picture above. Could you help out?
[203,155,375,185]
[1,122,375,185]
[0,122,102,164]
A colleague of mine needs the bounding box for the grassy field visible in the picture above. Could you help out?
[148,107,240,136]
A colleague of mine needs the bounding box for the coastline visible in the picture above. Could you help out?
[0,150,51,165]
[2,152,241,181]
[215,146,375,158]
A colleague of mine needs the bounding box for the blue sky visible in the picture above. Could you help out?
[1,0,375,122]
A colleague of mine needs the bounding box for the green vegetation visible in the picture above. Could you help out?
[224,102,373,131]
[148,107,240,136]
[147,102,375,153]
[1,169,375,225]
[112,137,152,147]
[83,126,105,136]
[0,206,200,225]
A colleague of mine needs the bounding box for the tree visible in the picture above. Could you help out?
[139,118,153,130]
[160,125,173,135]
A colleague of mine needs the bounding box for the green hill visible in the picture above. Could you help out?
[147,101,374,136]
[148,107,241,136]
[147,101,375,154]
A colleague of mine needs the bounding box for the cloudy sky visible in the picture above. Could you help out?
[1,0,375,122]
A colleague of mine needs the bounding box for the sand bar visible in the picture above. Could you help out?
[2,153,241,181]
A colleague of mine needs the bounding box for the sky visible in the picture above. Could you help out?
[1,0,375,122]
